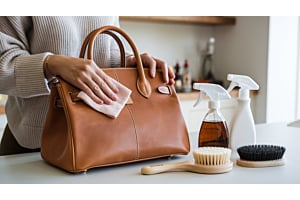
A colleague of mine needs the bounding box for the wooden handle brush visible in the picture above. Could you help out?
[141,147,233,175]
[236,144,286,168]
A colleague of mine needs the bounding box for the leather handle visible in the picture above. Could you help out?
[80,26,152,98]
[80,29,125,67]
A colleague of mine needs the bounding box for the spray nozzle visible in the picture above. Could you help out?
[227,74,259,100]
[193,83,231,109]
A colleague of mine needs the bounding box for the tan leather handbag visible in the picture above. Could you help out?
[41,26,190,173]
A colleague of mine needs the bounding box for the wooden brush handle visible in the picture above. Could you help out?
[141,161,233,175]
[141,161,192,175]
[237,159,285,168]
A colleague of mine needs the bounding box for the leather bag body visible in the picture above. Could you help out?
[41,26,190,173]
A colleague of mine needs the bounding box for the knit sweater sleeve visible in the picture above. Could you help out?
[0,16,51,98]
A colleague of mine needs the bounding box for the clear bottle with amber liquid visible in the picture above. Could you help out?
[198,106,229,147]
[193,83,230,148]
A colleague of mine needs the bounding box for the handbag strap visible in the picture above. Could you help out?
[79,26,151,98]
[80,29,125,67]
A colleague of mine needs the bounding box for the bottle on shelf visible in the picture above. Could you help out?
[182,59,192,93]
[193,83,231,148]
[174,61,182,92]
[201,37,216,81]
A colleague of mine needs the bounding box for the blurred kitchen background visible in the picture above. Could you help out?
[120,16,300,127]
[1,16,299,133]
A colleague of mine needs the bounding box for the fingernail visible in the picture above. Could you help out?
[106,99,113,105]
[112,93,118,101]
[113,85,119,93]
[165,76,169,84]
[151,70,155,78]
[97,99,103,105]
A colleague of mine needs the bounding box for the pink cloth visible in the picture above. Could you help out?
[77,77,132,119]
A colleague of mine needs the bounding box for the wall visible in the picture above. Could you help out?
[214,17,269,123]
[120,17,270,124]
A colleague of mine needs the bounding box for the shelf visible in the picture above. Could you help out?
[120,16,236,25]
[0,106,4,115]
[177,89,258,101]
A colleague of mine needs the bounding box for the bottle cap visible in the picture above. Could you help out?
[193,83,231,108]
[227,74,259,100]
[184,59,188,68]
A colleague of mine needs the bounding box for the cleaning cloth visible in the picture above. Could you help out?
[77,77,132,119]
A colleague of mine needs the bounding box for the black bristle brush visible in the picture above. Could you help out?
[236,144,286,168]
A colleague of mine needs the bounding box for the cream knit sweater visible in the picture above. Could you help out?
[0,16,122,148]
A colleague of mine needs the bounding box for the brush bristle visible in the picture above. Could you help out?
[193,147,231,165]
[237,144,286,161]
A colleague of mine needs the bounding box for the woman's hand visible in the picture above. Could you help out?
[44,55,119,105]
[126,53,175,85]
[44,53,175,106]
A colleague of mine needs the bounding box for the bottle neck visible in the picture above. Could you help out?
[208,45,214,55]
[204,106,225,122]
[208,100,219,110]
[239,89,250,100]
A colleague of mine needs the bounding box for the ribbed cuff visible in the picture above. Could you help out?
[15,53,53,98]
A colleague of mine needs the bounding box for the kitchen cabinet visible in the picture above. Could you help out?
[120,16,236,25]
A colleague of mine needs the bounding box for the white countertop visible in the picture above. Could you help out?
[0,122,299,184]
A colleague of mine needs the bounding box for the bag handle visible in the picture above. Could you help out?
[79,26,151,98]
[80,29,126,67]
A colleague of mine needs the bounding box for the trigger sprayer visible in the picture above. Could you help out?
[193,83,231,148]
[227,74,259,158]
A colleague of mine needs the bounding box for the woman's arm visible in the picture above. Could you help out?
[0,16,51,98]
[0,16,119,104]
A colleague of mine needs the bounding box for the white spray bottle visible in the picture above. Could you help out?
[193,83,231,148]
[227,74,259,158]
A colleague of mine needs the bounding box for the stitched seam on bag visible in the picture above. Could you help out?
[112,70,139,159]
[125,106,139,159]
